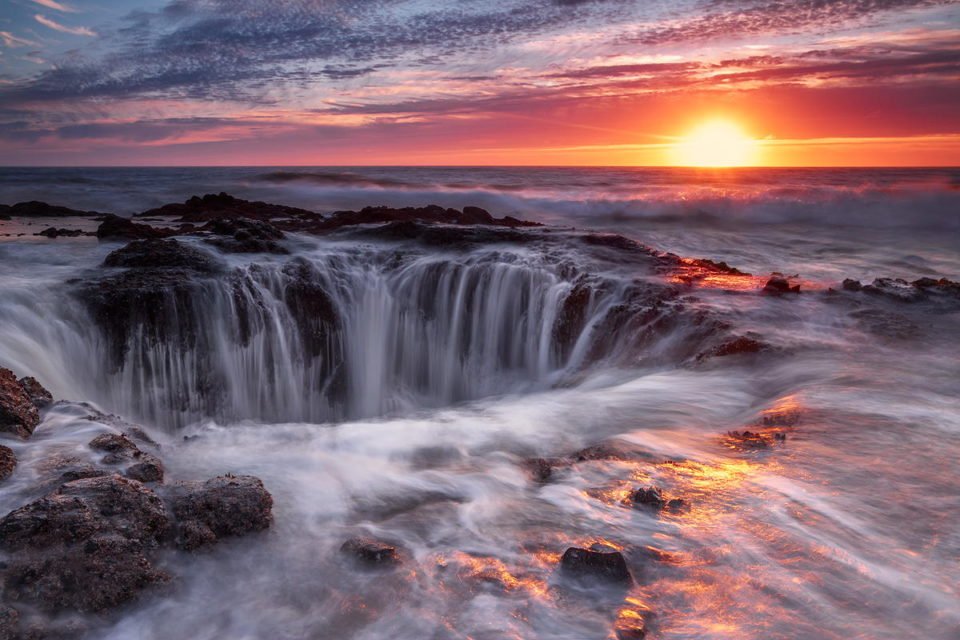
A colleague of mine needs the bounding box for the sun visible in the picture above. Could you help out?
[671,119,759,167]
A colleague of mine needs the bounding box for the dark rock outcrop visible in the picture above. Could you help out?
[89,433,164,482]
[202,217,289,254]
[138,192,322,223]
[560,547,633,584]
[630,486,666,509]
[0,201,102,218]
[763,274,801,295]
[36,227,90,238]
[0,369,40,439]
[0,474,170,612]
[17,376,53,409]
[318,204,540,231]
[96,214,170,240]
[103,238,222,272]
[0,445,16,482]
[697,334,768,361]
[171,475,273,551]
[340,537,403,567]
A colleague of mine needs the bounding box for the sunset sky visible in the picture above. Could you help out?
[1,0,958,166]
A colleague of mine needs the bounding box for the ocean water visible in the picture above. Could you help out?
[0,167,958,639]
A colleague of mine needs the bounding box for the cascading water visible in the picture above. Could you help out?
[1,239,708,429]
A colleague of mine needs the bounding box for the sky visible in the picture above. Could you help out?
[0,0,958,166]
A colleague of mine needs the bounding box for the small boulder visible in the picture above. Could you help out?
[171,475,273,551]
[630,486,666,510]
[524,457,556,483]
[560,547,632,584]
[0,445,16,481]
[125,456,164,484]
[0,368,40,438]
[96,214,168,240]
[340,537,403,567]
[17,376,53,409]
[841,278,862,292]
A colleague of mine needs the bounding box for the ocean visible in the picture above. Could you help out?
[0,166,958,639]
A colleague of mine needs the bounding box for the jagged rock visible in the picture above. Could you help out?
[698,334,768,360]
[0,201,102,218]
[560,547,633,584]
[317,204,539,231]
[0,474,170,612]
[630,486,666,509]
[138,192,321,223]
[0,604,19,640]
[0,445,16,482]
[842,278,862,291]
[340,537,403,567]
[763,275,800,295]
[103,238,223,272]
[89,433,164,481]
[203,218,289,254]
[125,457,164,484]
[17,376,53,409]
[96,214,169,240]
[524,457,556,483]
[59,464,108,483]
[0,368,40,439]
[171,475,273,551]
[89,433,140,458]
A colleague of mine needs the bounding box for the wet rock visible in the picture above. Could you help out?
[0,201,102,218]
[59,464,108,483]
[202,217,288,254]
[17,376,53,409]
[36,227,89,238]
[763,274,801,295]
[89,433,140,457]
[725,430,781,450]
[96,214,169,240]
[103,238,223,272]
[317,204,539,231]
[0,474,170,612]
[0,445,16,481]
[171,475,273,551]
[125,456,164,484]
[340,537,403,567]
[630,486,666,510]
[524,457,557,483]
[560,547,632,584]
[138,192,322,223]
[697,334,768,360]
[0,368,40,439]
[349,219,532,247]
[842,278,863,292]
[0,604,19,640]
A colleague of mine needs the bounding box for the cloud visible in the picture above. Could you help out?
[0,31,39,48]
[34,14,96,37]
[30,0,78,13]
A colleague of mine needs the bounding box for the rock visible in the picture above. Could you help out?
[138,192,322,223]
[96,214,169,240]
[523,457,556,483]
[59,464,108,483]
[725,430,780,449]
[560,547,633,584]
[36,227,88,238]
[0,604,19,640]
[763,275,800,295]
[89,433,140,457]
[103,238,222,272]
[0,445,16,481]
[203,218,289,254]
[340,537,403,567]
[125,457,164,484]
[17,376,53,409]
[171,475,273,551]
[0,474,170,612]
[697,334,768,360]
[0,201,102,218]
[317,204,539,231]
[842,278,862,291]
[0,368,40,439]
[630,486,666,510]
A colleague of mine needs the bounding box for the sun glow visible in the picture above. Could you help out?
[672,119,759,167]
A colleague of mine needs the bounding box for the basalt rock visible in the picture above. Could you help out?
[560,547,633,584]
[0,445,16,482]
[36,227,89,238]
[630,486,666,509]
[318,204,539,231]
[340,537,403,567]
[96,214,170,240]
[17,376,53,409]
[0,368,40,439]
[89,433,164,482]
[170,475,273,551]
[0,474,170,612]
[0,201,102,218]
[103,238,223,272]
[138,192,322,223]
[202,217,289,254]
[763,274,801,295]
[697,334,768,361]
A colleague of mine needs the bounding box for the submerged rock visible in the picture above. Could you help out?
[171,475,273,551]
[560,547,633,584]
[0,474,170,612]
[0,445,16,481]
[340,537,403,567]
[0,368,40,439]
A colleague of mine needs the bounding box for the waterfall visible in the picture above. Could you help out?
[0,243,706,429]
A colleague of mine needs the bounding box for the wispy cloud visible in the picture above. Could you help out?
[34,14,96,37]
[30,0,78,13]
[0,31,39,48]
